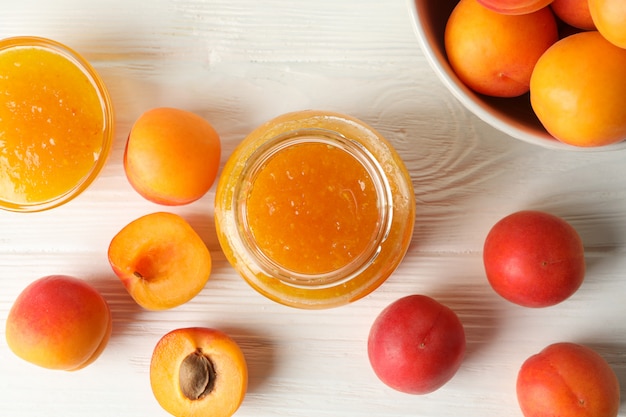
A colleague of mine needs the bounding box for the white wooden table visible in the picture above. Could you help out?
[1,1,626,416]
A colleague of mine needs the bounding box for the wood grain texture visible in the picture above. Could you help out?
[1,0,626,416]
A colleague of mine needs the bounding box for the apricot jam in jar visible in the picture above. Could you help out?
[0,37,114,212]
[215,110,415,309]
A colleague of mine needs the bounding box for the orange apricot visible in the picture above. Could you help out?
[589,0,626,48]
[445,0,558,97]
[5,275,112,371]
[108,212,212,310]
[530,31,626,146]
[124,107,221,206]
[150,327,248,417]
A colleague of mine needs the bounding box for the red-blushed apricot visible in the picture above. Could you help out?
[477,0,554,14]
[5,275,112,371]
[445,0,558,97]
[150,327,248,417]
[589,0,626,48]
[483,210,585,308]
[124,107,221,206]
[517,342,620,417]
[530,31,626,147]
[368,295,466,395]
[108,212,211,310]
[551,0,596,30]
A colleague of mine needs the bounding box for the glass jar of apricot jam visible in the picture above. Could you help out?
[0,36,114,212]
[215,110,415,309]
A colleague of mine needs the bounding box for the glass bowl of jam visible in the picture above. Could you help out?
[0,36,114,212]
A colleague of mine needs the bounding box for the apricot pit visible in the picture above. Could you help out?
[179,349,216,400]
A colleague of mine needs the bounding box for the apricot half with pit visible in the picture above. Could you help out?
[108,212,212,310]
[5,275,112,371]
[150,327,248,417]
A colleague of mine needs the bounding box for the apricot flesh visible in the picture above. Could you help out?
[5,275,112,371]
[517,342,620,417]
[108,212,212,310]
[445,0,558,97]
[150,327,248,417]
[124,107,221,206]
[530,31,626,147]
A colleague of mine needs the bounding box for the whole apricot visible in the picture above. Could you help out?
[477,0,554,14]
[5,275,112,371]
[483,210,585,308]
[108,212,212,310]
[589,0,626,48]
[367,295,466,395]
[517,342,620,417]
[551,0,596,30]
[124,107,221,205]
[530,31,626,147]
[445,0,558,97]
[150,327,248,417]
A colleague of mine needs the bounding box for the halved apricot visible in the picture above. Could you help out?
[108,212,212,310]
[150,327,248,417]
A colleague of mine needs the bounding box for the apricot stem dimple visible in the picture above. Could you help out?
[179,349,216,401]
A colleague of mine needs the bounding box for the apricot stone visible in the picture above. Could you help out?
[124,107,221,206]
[150,327,248,417]
[108,212,212,310]
[5,275,112,371]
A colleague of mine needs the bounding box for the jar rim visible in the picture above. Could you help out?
[233,127,394,288]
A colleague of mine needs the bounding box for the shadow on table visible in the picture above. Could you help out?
[423,281,506,364]
[89,274,145,339]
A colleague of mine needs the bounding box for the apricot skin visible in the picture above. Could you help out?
[445,0,558,98]
[5,275,112,371]
[551,0,596,30]
[589,0,626,48]
[368,295,466,395]
[483,210,585,308]
[517,342,620,417]
[477,0,554,14]
[124,107,221,206]
[530,31,626,147]
[150,327,248,417]
[108,212,212,310]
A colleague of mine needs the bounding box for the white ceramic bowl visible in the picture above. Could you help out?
[407,0,626,151]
